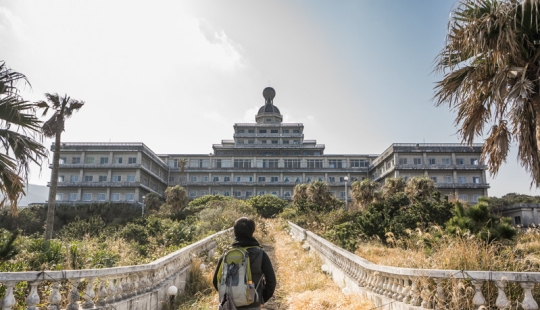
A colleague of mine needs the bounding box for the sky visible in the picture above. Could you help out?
[1,0,538,198]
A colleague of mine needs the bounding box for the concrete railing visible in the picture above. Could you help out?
[0,229,231,310]
[288,221,540,310]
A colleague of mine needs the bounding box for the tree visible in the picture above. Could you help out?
[350,179,380,211]
[382,177,406,198]
[37,93,84,241]
[404,176,436,202]
[248,195,288,218]
[164,185,188,211]
[144,192,163,211]
[435,0,540,187]
[0,61,46,213]
[307,181,333,207]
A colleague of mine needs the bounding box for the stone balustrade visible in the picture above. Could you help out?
[288,221,540,310]
[0,229,231,310]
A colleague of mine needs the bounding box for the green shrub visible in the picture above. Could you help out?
[0,229,19,261]
[119,223,149,244]
[58,215,106,240]
[248,195,288,218]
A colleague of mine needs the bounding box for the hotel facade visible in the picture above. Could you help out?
[51,88,489,205]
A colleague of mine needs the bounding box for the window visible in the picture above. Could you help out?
[58,175,65,182]
[262,159,279,168]
[69,193,78,201]
[127,175,135,182]
[212,191,219,195]
[293,129,300,133]
[328,176,336,183]
[266,119,271,122]
[293,140,299,144]
[191,176,198,182]
[284,159,301,168]
[224,176,230,182]
[95,193,105,201]
[224,190,231,197]
[270,176,279,182]
[213,176,220,182]
[59,157,66,164]
[413,158,422,165]
[260,140,267,144]
[169,159,178,168]
[114,157,123,164]
[245,176,253,182]
[271,140,278,144]
[56,193,63,201]
[259,129,267,133]
[271,129,278,133]
[430,176,438,183]
[306,177,312,182]
[429,158,436,165]
[100,157,109,164]
[111,193,120,201]
[235,176,242,182]
[258,176,266,182]
[514,216,521,225]
[84,175,93,182]
[248,129,255,133]
[246,191,253,198]
[283,129,289,133]
[307,159,323,168]
[458,194,469,201]
[237,129,245,133]
[258,191,265,196]
[85,157,95,164]
[125,193,134,201]
[295,177,302,183]
[399,158,408,165]
[283,176,290,182]
[473,195,480,203]
[283,140,289,144]
[72,157,81,164]
[350,159,368,168]
[442,158,451,165]
[169,176,175,182]
[339,176,347,182]
[328,159,343,168]
[189,190,197,198]
[284,191,291,198]
[472,176,481,184]
[70,175,79,182]
[128,157,137,164]
[112,175,121,182]
[271,191,278,196]
[444,176,453,183]
[233,191,242,197]
[98,175,107,182]
[248,140,255,144]
[201,176,208,182]
[456,158,465,165]
[471,158,479,165]
[200,191,207,196]
[238,140,244,144]
[234,159,252,168]
[340,191,346,198]
[457,176,467,184]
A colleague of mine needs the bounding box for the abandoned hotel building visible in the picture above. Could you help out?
[51,88,489,205]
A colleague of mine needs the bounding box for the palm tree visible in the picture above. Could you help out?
[435,0,540,187]
[307,181,333,208]
[404,176,436,202]
[37,93,84,241]
[0,61,46,213]
[164,185,188,211]
[382,177,406,198]
[350,179,380,211]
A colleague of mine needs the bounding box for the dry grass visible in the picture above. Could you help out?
[271,220,374,310]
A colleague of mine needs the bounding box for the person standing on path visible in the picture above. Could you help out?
[213,217,277,309]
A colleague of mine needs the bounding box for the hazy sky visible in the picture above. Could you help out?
[1,0,538,197]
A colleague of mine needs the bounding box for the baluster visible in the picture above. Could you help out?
[96,278,107,307]
[411,277,422,306]
[520,282,538,310]
[82,277,96,309]
[402,276,411,304]
[420,280,433,309]
[116,277,124,301]
[391,276,400,299]
[395,277,404,301]
[66,278,81,310]
[495,278,510,309]
[387,275,394,297]
[471,280,486,309]
[375,273,384,294]
[26,280,41,310]
[434,278,446,309]
[1,281,17,310]
[131,274,139,297]
[48,282,62,310]
[106,278,116,304]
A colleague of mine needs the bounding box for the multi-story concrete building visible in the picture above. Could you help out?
[51,87,488,205]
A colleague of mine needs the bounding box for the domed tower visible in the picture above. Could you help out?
[255,87,283,124]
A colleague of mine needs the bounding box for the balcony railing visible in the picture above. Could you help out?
[57,163,142,169]
[394,164,487,170]
[233,133,304,138]
[435,182,490,189]
[52,181,142,188]
[213,144,325,149]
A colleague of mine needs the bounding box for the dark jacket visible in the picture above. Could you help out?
[213,236,277,308]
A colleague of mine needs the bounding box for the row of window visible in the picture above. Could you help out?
[60,156,137,165]
[397,157,479,166]
[56,193,135,202]
[171,158,370,169]
[59,175,136,182]
[401,176,481,183]
[187,190,347,198]
[177,175,362,183]
[237,140,300,145]
[237,129,301,134]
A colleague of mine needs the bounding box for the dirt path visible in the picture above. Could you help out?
[260,243,287,310]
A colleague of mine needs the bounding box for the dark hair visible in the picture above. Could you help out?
[234,217,256,238]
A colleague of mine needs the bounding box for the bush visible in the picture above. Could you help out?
[248,195,289,218]
[189,195,228,208]
[119,223,149,244]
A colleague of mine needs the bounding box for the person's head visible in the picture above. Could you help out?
[234,217,256,238]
